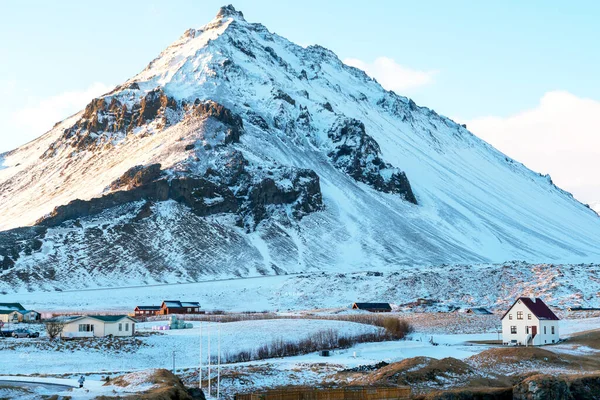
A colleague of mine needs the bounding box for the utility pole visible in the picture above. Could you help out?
[208,323,211,397]
[217,323,221,399]
[198,321,202,390]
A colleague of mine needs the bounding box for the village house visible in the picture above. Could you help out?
[60,315,138,338]
[502,297,559,346]
[134,305,162,317]
[0,303,39,323]
[159,300,202,315]
[352,302,392,313]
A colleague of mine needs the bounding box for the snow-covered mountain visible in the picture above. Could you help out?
[1,6,599,291]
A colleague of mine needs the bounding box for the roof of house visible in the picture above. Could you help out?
[467,307,493,315]
[161,300,200,308]
[61,315,138,324]
[502,297,559,321]
[353,302,392,310]
[0,303,25,311]
[136,306,161,310]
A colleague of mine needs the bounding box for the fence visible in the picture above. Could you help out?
[234,386,411,400]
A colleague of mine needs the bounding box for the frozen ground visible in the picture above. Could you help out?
[0,316,597,397]
[4,262,600,315]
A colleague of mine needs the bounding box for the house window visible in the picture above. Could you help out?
[187,308,191,312]
[125,323,129,331]
[517,311,523,320]
[551,326,555,334]
[195,308,199,312]
[511,326,517,334]
[528,314,532,320]
[119,323,122,331]
[509,314,513,320]
[78,324,94,332]
[526,326,529,334]
[544,326,547,334]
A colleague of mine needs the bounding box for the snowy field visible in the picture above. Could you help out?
[0,319,379,375]
[0,316,598,399]
[4,262,600,314]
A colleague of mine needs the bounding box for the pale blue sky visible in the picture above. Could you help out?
[1,1,599,205]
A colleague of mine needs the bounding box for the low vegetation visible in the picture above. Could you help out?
[222,319,412,363]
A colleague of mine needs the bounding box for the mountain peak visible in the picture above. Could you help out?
[216,4,245,21]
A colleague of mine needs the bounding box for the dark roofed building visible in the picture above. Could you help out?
[502,297,559,321]
[352,302,392,313]
[466,307,493,315]
[160,300,202,315]
[134,305,162,317]
[501,297,559,346]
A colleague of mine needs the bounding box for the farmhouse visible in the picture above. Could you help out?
[502,297,559,346]
[60,315,138,338]
[159,300,202,315]
[134,305,162,317]
[352,303,392,313]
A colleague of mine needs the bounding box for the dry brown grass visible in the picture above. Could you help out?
[355,356,484,386]
[564,329,600,349]
[467,347,568,369]
[98,369,193,400]
[412,386,513,400]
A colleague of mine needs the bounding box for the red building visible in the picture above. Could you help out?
[133,306,161,317]
[159,300,202,315]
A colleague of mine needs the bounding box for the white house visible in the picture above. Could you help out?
[61,315,138,338]
[502,297,559,346]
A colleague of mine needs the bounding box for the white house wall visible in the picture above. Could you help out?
[62,317,105,338]
[104,319,135,337]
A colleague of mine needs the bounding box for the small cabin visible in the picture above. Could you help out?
[501,297,559,346]
[465,307,493,315]
[352,302,392,313]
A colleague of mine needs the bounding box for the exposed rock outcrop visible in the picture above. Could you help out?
[327,118,417,204]
[109,164,163,191]
[36,157,323,230]
[42,94,243,157]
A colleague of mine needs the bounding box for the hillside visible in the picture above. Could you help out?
[1,6,599,291]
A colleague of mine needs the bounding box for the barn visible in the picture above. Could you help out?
[352,303,392,313]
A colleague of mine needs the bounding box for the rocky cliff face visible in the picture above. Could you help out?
[1,5,600,292]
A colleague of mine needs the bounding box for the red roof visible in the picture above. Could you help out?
[502,297,559,321]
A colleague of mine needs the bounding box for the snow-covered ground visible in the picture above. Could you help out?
[0,315,598,399]
[0,319,380,375]
[4,262,600,314]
